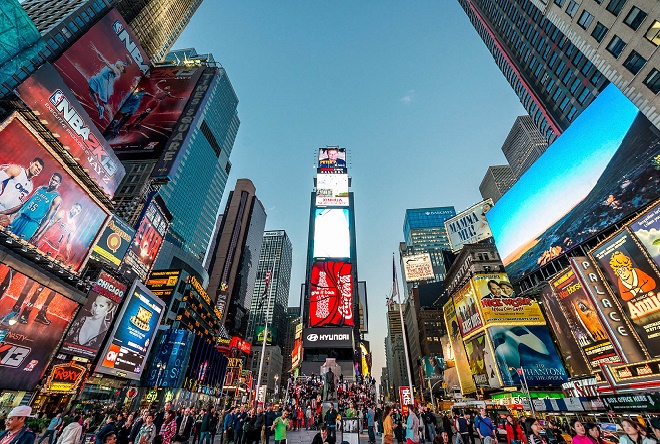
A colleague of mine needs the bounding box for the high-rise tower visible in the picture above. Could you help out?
[502,115,549,179]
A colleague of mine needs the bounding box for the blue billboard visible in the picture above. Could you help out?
[144,328,193,387]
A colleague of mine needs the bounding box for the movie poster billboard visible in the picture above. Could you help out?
[443,298,476,394]
[549,267,621,367]
[90,216,135,269]
[464,334,489,386]
[0,263,78,390]
[421,356,444,380]
[104,66,204,151]
[318,147,347,171]
[487,85,660,282]
[453,281,482,338]
[61,271,126,359]
[52,9,151,133]
[472,273,545,326]
[96,281,165,379]
[445,199,494,252]
[313,209,350,258]
[487,325,569,387]
[0,113,110,272]
[630,201,660,268]
[144,328,193,388]
[309,261,354,327]
[403,253,435,282]
[590,230,660,356]
[15,63,126,197]
[316,173,349,207]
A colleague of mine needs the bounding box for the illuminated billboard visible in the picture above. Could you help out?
[316,173,349,206]
[443,298,476,394]
[0,262,78,391]
[403,253,435,282]
[15,63,125,197]
[487,85,660,282]
[0,113,110,272]
[105,66,204,152]
[53,9,150,133]
[453,281,482,338]
[309,261,354,327]
[421,356,444,380]
[90,216,135,269]
[472,273,545,326]
[464,333,499,387]
[145,269,180,301]
[630,201,660,268]
[96,281,165,379]
[590,229,660,356]
[445,199,494,252]
[313,208,350,258]
[318,147,346,171]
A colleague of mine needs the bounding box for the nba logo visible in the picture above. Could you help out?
[49,90,64,106]
[112,20,124,35]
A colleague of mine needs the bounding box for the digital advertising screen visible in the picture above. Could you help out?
[487,85,660,282]
[309,261,354,327]
[61,271,126,359]
[453,281,482,338]
[15,63,125,198]
[316,173,349,207]
[443,298,476,394]
[318,147,347,171]
[403,253,435,282]
[254,326,276,345]
[0,113,110,272]
[96,281,165,379]
[145,269,180,301]
[630,201,660,269]
[144,328,193,388]
[104,66,204,152]
[487,325,569,387]
[313,208,350,258]
[421,356,444,380]
[53,9,151,133]
[90,216,135,269]
[292,337,303,369]
[590,229,660,356]
[445,199,494,252]
[472,273,545,326]
[0,262,78,391]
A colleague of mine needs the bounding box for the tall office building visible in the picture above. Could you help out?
[502,115,549,179]
[458,0,609,143]
[479,165,517,203]
[246,230,293,350]
[531,0,660,129]
[207,179,267,338]
[282,307,301,379]
[115,0,203,62]
[385,304,409,398]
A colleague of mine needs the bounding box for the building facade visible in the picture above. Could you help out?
[385,303,410,399]
[248,345,284,397]
[502,115,549,178]
[479,164,517,203]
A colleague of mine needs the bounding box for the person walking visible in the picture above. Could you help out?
[159,412,177,444]
[453,413,468,444]
[271,411,289,444]
[405,406,420,444]
[324,406,338,443]
[367,405,376,444]
[38,414,62,444]
[197,409,212,444]
[382,407,394,444]
[57,416,82,444]
[423,409,437,443]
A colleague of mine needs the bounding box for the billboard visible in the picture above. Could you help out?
[96,281,165,379]
[121,195,170,280]
[0,113,110,272]
[309,261,354,327]
[15,63,125,197]
[144,328,193,388]
[254,326,276,345]
[52,9,151,133]
[313,208,350,258]
[445,199,494,252]
[421,356,444,380]
[358,280,368,333]
[472,273,545,326]
[318,147,347,171]
[316,173,349,207]
[0,263,78,390]
[145,269,180,301]
[104,66,204,151]
[630,201,660,268]
[399,386,413,415]
[302,327,353,348]
[487,85,660,282]
[548,267,621,367]
[487,325,569,387]
[403,253,435,282]
[443,298,476,394]
[90,216,135,269]
[590,230,660,356]
[61,271,126,359]
[453,281,482,338]
[464,333,499,387]
[292,337,302,368]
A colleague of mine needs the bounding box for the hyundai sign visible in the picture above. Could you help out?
[302,327,354,348]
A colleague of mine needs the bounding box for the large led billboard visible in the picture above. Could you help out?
[104,66,204,152]
[96,281,165,380]
[0,262,78,391]
[90,216,135,269]
[403,253,435,282]
[488,85,660,282]
[144,329,193,388]
[53,9,151,133]
[15,63,125,198]
[318,147,347,171]
[309,261,354,327]
[313,208,350,258]
[0,113,110,272]
[445,199,494,252]
[443,298,476,394]
[316,173,349,207]
[472,273,545,327]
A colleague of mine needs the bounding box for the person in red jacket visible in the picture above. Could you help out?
[505,415,527,444]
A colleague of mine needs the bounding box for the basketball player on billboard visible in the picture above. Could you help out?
[6,173,62,242]
[128,79,186,130]
[0,158,45,221]
[87,43,132,120]
[33,203,83,264]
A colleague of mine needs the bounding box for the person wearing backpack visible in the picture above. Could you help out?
[474,410,496,444]
[453,413,468,444]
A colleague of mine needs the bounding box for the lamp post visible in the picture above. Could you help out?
[428,379,443,412]
[274,374,279,400]
[154,361,167,408]
[510,366,535,418]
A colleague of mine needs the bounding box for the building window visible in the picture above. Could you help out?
[566,1,580,17]
[578,10,594,29]
[623,50,647,74]
[560,96,571,110]
[578,88,590,104]
[646,21,660,46]
[624,7,647,30]
[644,69,660,94]
[555,0,566,6]
[567,106,578,121]
[591,22,609,42]
[606,0,626,16]
[606,35,626,58]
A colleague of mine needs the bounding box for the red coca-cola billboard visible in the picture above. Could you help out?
[309,261,354,327]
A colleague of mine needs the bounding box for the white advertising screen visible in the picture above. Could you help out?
[316,173,349,206]
[313,208,350,258]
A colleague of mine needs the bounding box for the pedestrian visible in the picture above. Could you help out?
[104,432,118,444]
[254,408,265,444]
[453,412,468,444]
[505,415,526,444]
[57,416,82,444]
[136,412,157,444]
[209,409,219,444]
[177,408,194,444]
[117,414,134,444]
[423,409,436,443]
[305,407,313,431]
[197,409,212,444]
[159,411,176,444]
[474,410,496,444]
[233,407,247,444]
[129,411,147,444]
[619,420,656,444]
[265,406,276,444]
[649,419,660,443]
[393,409,404,444]
[222,408,235,444]
[155,403,172,435]
[585,423,610,444]
[442,415,453,444]
[544,422,564,444]
[382,407,394,444]
[324,405,338,442]
[97,415,118,444]
[525,419,547,444]
[367,405,376,444]
[464,414,474,444]
[270,410,289,444]
[405,405,420,444]
[312,426,334,444]
[38,414,62,444]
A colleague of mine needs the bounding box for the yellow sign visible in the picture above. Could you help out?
[472,273,545,326]
[443,298,476,395]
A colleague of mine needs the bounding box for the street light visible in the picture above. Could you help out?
[427,379,443,412]
[274,374,279,398]
[509,366,535,418]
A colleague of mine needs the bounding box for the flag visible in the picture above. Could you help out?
[261,269,272,302]
[391,254,398,301]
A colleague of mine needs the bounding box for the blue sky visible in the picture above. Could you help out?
[173,1,529,382]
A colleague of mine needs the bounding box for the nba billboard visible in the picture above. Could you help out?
[403,253,435,282]
[445,199,494,252]
[313,208,350,258]
[53,9,151,133]
[316,173,349,207]
[15,63,125,198]
[318,147,347,171]
[0,113,110,272]
[309,261,354,327]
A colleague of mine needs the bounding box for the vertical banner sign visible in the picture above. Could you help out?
[399,386,413,415]
[443,298,477,394]
[464,333,490,386]
[590,230,660,357]
[453,281,483,338]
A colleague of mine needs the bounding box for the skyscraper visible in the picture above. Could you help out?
[458,0,609,142]
[502,115,549,179]
[246,230,293,350]
[479,165,517,203]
